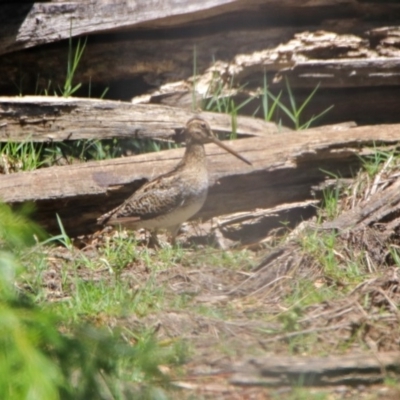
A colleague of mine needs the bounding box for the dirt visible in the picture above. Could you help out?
[36,244,400,398]
[31,164,400,398]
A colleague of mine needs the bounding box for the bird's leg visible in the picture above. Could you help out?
[168,224,181,246]
[148,229,161,248]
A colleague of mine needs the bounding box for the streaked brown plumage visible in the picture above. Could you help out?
[97,116,251,245]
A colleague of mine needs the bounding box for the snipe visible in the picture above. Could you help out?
[97,116,251,245]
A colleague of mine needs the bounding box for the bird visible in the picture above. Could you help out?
[97,116,252,246]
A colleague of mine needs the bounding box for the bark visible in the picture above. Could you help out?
[0,0,268,56]
[2,1,400,236]
[1,1,400,126]
[2,123,400,236]
[1,23,399,125]
[1,24,399,92]
[250,153,400,288]
[2,0,398,57]
[211,200,319,247]
[1,2,399,92]
[0,96,279,142]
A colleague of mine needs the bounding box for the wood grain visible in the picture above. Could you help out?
[1,123,400,236]
[0,0,264,55]
[0,96,281,142]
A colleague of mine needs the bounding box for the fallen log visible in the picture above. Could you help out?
[243,149,400,298]
[1,0,266,56]
[2,2,400,127]
[0,25,328,94]
[2,25,399,95]
[3,0,397,57]
[1,123,400,236]
[0,96,280,142]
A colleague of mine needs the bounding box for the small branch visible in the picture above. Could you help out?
[230,352,400,386]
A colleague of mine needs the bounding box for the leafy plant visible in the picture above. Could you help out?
[259,72,282,123]
[200,65,333,131]
[41,214,73,249]
[0,203,186,399]
[0,202,45,250]
[62,32,88,97]
[204,71,254,139]
[359,144,397,178]
[0,140,47,172]
[267,77,334,130]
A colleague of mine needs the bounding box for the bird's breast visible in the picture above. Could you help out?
[135,187,208,230]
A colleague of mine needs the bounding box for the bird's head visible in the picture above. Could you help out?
[184,116,252,166]
[185,116,215,144]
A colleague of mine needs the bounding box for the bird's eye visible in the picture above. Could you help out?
[200,122,207,129]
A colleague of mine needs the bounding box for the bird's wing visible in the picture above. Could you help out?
[98,174,185,224]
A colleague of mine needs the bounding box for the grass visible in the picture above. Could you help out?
[281,388,330,400]
[3,144,400,397]
[359,143,399,178]
[199,64,333,131]
[0,140,47,173]
[203,69,254,138]
[2,44,399,398]
[4,28,174,172]
[39,25,106,99]
[0,136,180,173]
[191,50,332,134]
[299,215,366,290]
[3,49,333,175]
[0,203,192,399]
[247,149,400,360]
[62,33,87,97]
[266,78,334,130]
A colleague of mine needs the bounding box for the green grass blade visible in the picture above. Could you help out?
[296,82,321,117]
[300,105,334,130]
[285,77,297,117]
[267,91,297,124]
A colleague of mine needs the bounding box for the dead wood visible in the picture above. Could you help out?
[230,351,400,386]
[323,180,400,235]
[2,25,399,94]
[1,123,400,236]
[246,152,400,297]
[1,5,400,96]
[210,201,319,248]
[0,96,279,142]
[3,1,398,57]
[226,29,400,87]
[0,25,321,94]
[229,267,400,385]
[1,2,400,126]
[0,0,268,56]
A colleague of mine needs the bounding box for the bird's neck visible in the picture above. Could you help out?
[182,141,206,165]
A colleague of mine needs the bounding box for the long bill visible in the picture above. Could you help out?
[210,137,252,166]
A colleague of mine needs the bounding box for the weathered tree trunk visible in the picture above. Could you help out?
[0,0,269,55]
[0,96,280,142]
[3,1,397,56]
[2,122,400,236]
[245,161,400,295]
[1,1,400,125]
[2,1,400,236]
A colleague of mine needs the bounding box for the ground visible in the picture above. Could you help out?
[7,146,399,398]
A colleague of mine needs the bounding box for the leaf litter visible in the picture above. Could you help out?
[24,154,400,398]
